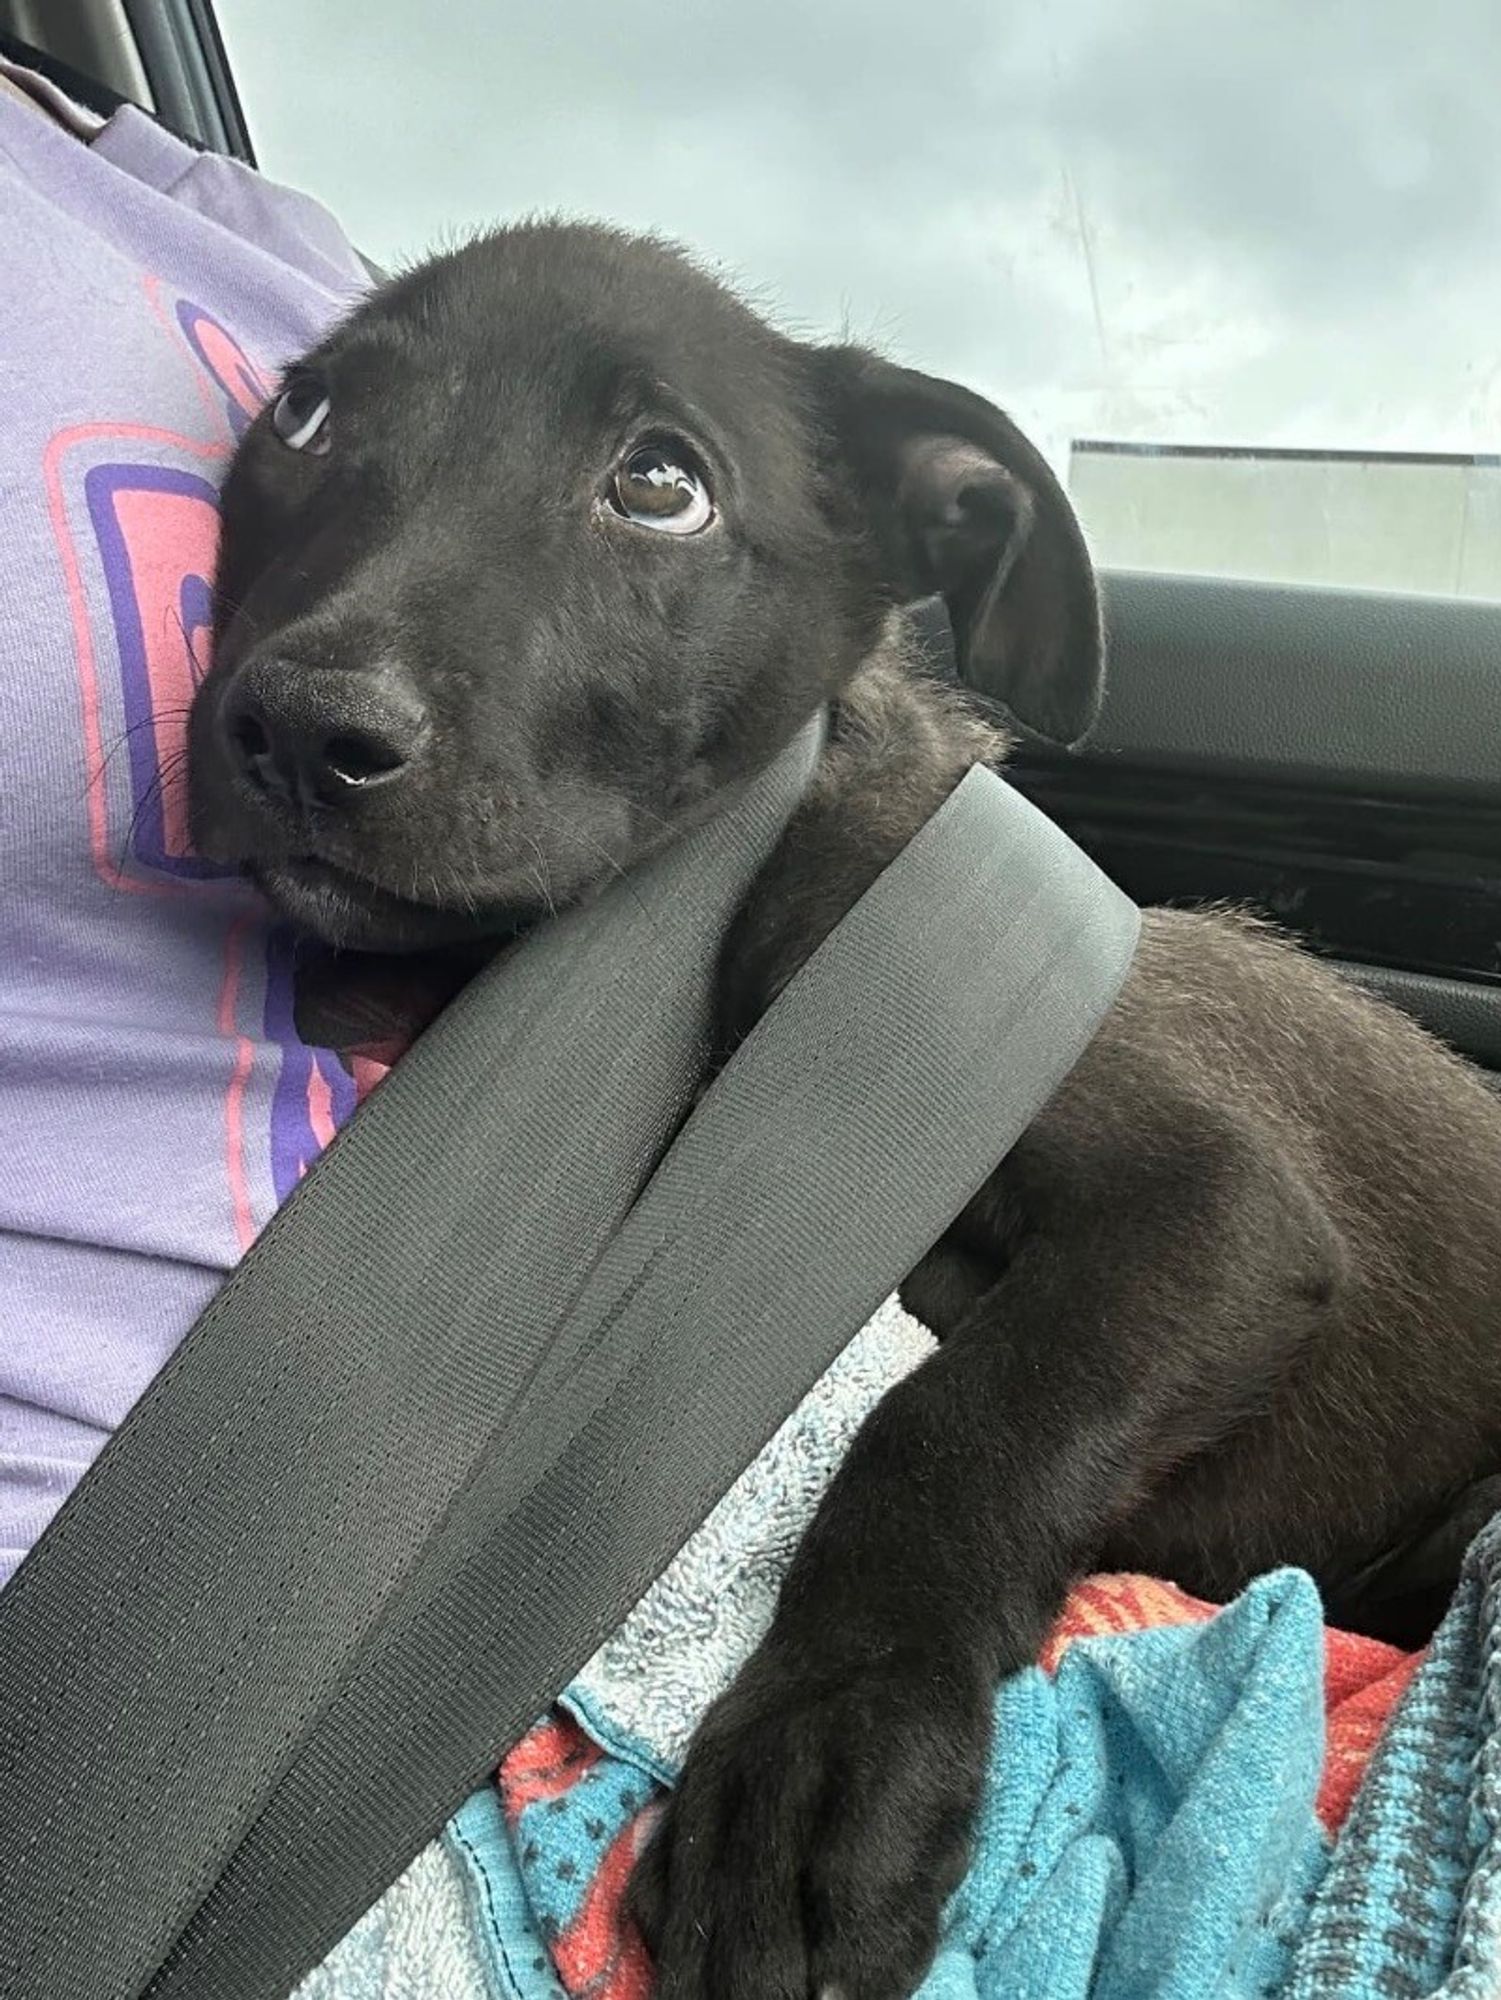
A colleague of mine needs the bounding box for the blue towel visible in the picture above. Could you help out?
[290,1282,1501,2000]
[917,1568,1329,1999]
[450,1569,1335,2000]
[445,1545,1501,2000]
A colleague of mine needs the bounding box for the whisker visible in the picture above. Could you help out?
[167,603,212,690]
[527,802,659,935]
[110,742,196,880]
[87,706,194,797]
[521,831,558,920]
[117,772,165,877]
[210,590,263,645]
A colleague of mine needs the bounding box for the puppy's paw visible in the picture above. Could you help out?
[628,1638,992,2000]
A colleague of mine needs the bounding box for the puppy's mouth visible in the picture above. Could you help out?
[248,855,528,953]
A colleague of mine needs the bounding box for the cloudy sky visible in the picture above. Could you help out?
[217,0,1500,479]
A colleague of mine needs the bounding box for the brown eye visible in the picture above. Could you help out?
[609,443,714,534]
[271,374,332,454]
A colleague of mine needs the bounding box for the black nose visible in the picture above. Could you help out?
[222,658,429,811]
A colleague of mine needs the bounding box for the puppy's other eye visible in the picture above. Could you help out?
[271,375,332,455]
[609,443,714,534]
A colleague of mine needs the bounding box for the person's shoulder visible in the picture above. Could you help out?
[104,105,374,296]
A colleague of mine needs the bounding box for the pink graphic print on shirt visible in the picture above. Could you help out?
[45,280,376,1245]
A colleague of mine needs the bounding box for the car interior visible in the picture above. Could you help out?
[3,2,1499,1994]
[7,0,1497,1070]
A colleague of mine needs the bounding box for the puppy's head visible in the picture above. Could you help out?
[188,222,1101,950]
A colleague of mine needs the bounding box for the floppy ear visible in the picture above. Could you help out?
[810,347,1103,746]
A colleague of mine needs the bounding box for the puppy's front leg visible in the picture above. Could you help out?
[632,1119,1338,2000]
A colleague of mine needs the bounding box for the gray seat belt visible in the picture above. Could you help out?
[0,715,1138,2000]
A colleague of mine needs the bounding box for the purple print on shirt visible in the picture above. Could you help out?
[173,298,270,439]
[84,459,224,879]
[264,925,359,1201]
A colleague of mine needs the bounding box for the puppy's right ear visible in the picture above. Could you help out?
[808,345,1103,747]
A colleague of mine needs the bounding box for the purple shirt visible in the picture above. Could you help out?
[0,64,384,1587]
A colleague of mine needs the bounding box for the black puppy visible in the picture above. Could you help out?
[188,224,1501,2000]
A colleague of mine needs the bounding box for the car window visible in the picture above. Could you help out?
[213,0,1500,601]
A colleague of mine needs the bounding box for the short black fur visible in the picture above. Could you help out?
[188,223,1501,2000]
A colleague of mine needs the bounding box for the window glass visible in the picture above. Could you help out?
[214,0,1501,597]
